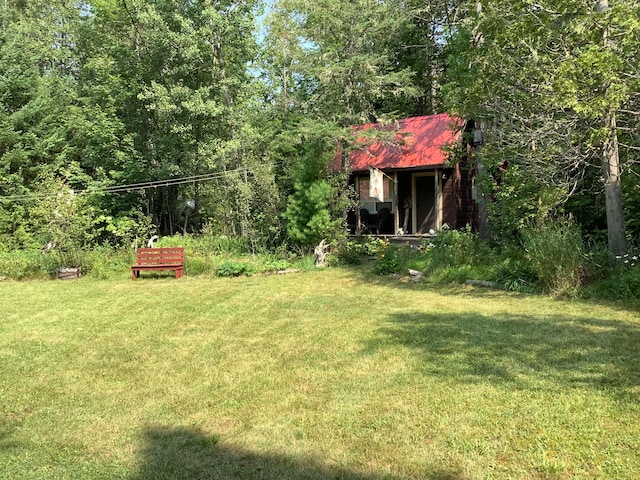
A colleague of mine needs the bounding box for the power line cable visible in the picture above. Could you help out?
[0,165,276,202]
[2,171,230,201]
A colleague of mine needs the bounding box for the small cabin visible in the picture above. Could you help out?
[341,114,479,235]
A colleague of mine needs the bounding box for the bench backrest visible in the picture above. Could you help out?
[136,247,184,265]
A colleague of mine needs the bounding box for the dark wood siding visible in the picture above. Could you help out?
[441,167,457,228]
[441,162,478,230]
[457,162,478,229]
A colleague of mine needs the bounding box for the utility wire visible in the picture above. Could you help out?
[0,166,268,202]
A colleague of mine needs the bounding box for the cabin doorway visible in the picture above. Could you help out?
[412,173,439,234]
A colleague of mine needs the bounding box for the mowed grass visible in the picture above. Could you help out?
[1,268,639,479]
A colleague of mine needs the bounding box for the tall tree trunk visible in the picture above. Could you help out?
[602,109,626,255]
[471,3,492,240]
[597,0,626,255]
[473,134,492,240]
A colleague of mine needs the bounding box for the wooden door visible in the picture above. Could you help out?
[413,174,437,234]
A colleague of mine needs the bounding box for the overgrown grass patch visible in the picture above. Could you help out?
[0,243,302,281]
[1,270,639,479]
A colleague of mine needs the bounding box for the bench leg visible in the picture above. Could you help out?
[131,267,182,279]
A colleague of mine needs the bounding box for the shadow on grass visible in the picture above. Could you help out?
[130,425,469,480]
[345,262,640,312]
[367,310,640,395]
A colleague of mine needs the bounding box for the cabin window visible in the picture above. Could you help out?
[358,176,394,213]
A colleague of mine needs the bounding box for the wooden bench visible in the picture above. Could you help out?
[131,247,185,280]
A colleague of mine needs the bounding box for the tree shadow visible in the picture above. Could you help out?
[130,425,470,480]
[346,264,640,317]
[364,310,640,396]
[429,282,640,317]
[1,409,31,452]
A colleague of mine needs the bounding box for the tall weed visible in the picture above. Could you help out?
[424,226,487,268]
[155,232,250,256]
[521,219,586,296]
[82,248,135,279]
[0,250,47,280]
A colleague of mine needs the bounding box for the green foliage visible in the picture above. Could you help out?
[284,179,342,248]
[13,180,95,267]
[424,226,486,268]
[266,0,419,125]
[82,0,263,237]
[200,229,251,255]
[482,164,568,241]
[79,247,135,280]
[334,237,386,265]
[622,173,640,241]
[490,252,539,293]
[281,120,349,250]
[291,254,317,272]
[445,0,639,254]
[423,264,487,285]
[372,242,403,275]
[101,211,154,248]
[0,250,47,280]
[3,0,639,271]
[41,250,85,274]
[585,251,640,301]
[0,232,298,281]
[0,0,274,244]
[259,257,291,272]
[355,224,600,295]
[217,261,253,278]
[521,219,587,296]
[184,256,216,277]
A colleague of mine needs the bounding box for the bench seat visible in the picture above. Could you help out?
[131,247,184,280]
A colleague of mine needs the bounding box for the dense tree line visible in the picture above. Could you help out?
[445,0,640,255]
[0,0,638,255]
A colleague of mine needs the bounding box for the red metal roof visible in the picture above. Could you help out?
[344,114,464,172]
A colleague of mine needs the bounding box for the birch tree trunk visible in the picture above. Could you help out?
[597,0,626,256]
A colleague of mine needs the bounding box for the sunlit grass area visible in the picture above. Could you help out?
[1,269,639,479]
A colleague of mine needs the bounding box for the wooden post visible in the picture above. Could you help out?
[393,172,399,234]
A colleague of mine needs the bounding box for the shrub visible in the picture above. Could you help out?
[334,238,386,265]
[583,250,640,301]
[586,268,640,301]
[372,243,402,275]
[0,250,47,280]
[427,264,479,284]
[101,211,154,248]
[258,258,291,272]
[334,245,364,265]
[425,226,484,268]
[217,261,253,277]
[284,179,344,249]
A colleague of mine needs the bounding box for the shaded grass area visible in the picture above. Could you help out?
[1,269,639,479]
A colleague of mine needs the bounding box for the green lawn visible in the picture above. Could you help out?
[1,268,639,479]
